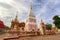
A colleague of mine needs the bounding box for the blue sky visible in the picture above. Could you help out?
[0,0,60,27]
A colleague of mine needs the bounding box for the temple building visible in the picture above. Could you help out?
[51,24,57,34]
[40,19,46,35]
[7,3,58,36]
[0,20,8,33]
[10,14,19,31]
[8,14,25,34]
[24,4,38,32]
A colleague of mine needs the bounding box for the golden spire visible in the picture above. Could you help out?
[40,19,43,23]
[15,11,18,20]
[40,19,45,26]
[28,3,32,17]
[30,3,32,10]
[15,14,18,20]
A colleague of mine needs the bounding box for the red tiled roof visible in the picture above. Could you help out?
[0,20,6,28]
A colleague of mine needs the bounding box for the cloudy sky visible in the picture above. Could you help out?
[0,0,60,27]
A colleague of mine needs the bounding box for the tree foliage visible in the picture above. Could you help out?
[46,24,52,30]
[53,15,60,29]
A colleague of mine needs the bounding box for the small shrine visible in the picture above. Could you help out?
[40,19,46,35]
[51,24,57,34]
[8,14,25,36]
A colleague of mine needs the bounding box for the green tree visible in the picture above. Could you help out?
[46,24,52,30]
[53,15,60,29]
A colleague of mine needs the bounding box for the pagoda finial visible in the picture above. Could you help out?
[28,3,32,17]
[15,11,18,20]
[30,3,32,10]
[40,19,43,23]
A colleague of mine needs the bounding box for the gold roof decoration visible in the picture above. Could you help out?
[11,12,19,24]
[40,19,44,25]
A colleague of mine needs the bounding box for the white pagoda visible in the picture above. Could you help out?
[24,4,38,32]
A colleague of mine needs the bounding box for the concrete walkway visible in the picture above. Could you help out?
[0,33,60,40]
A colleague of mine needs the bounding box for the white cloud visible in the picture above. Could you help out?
[0,0,30,26]
[0,0,60,27]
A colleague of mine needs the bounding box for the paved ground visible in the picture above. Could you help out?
[15,34,60,40]
[0,33,60,40]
